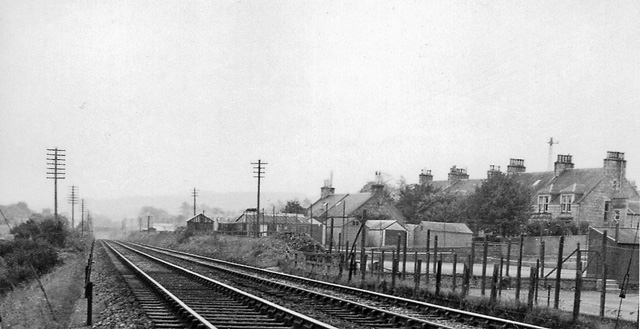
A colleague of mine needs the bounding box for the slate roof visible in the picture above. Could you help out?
[365,220,407,231]
[308,193,374,220]
[187,213,213,223]
[425,167,612,205]
[236,213,307,224]
[592,227,640,245]
[419,221,473,234]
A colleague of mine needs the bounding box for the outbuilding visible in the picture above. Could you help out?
[186,213,214,231]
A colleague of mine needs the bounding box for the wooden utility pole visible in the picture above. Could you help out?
[46,148,66,222]
[191,188,198,216]
[81,199,85,234]
[252,160,267,237]
[68,185,79,230]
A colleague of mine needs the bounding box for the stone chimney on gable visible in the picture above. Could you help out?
[448,165,469,183]
[371,171,385,197]
[604,151,626,192]
[554,154,574,177]
[419,169,433,185]
[320,179,335,199]
[487,165,501,179]
[507,158,526,175]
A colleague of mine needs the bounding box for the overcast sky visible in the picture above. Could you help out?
[1,0,639,213]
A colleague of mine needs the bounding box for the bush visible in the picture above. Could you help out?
[0,239,60,291]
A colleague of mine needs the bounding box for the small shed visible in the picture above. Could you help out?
[186,213,214,231]
[414,221,473,248]
[365,220,408,248]
[586,226,639,285]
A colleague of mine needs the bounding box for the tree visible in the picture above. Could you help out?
[395,184,465,224]
[464,173,532,236]
[281,200,306,214]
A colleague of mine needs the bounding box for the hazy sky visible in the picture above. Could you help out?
[1,1,639,213]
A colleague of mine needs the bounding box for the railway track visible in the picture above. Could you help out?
[102,241,339,329]
[117,241,550,329]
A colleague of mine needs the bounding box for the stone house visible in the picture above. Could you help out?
[418,151,639,229]
[308,174,407,247]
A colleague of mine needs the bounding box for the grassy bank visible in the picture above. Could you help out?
[0,251,86,328]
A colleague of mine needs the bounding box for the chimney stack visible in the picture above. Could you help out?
[320,179,335,199]
[371,171,385,196]
[487,165,501,179]
[507,158,526,175]
[554,154,574,177]
[604,151,626,191]
[448,165,469,182]
[419,169,433,185]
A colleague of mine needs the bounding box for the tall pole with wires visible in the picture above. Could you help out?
[47,148,66,222]
[68,185,79,230]
[191,188,198,216]
[252,159,267,237]
[81,199,85,235]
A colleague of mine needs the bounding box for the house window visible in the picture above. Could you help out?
[560,194,573,213]
[538,195,550,213]
[604,201,610,221]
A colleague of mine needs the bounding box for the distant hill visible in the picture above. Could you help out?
[85,191,311,225]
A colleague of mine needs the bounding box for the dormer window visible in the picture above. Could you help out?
[538,195,550,213]
[560,194,574,213]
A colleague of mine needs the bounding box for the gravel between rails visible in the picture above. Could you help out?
[89,242,154,328]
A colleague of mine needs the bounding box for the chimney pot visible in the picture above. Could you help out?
[554,154,574,176]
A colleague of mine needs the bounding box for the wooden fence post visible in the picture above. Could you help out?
[391,258,398,291]
[414,259,422,296]
[515,234,524,301]
[402,237,408,280]
[433,235,439,273]
[490,264,499,304]
[506,239,511,277]
[481,237,488,296]
[462,263,469,297]
[554,235,564,309]
[361,254,368,286]
[528,267,536,308]
[380,250,385,279]
[600,230,608,317]
[435,260,442,296]
[452,254,458,292]
[573,243,582,322]
[498,256,504,296]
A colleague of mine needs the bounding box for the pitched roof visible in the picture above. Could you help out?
[365,220,407,231]
[187,213,213,223]
[592,227,640,245]
[236,213,307,225]
[420,221,473,234]
[309,193,374,219]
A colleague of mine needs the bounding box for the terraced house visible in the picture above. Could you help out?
[420,151,639,228]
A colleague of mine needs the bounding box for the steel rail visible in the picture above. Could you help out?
[113,241,339,329]
[135,242,550,329]
[103,241,217,328]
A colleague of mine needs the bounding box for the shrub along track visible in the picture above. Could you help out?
[122,241,550,329]
[102,241,338,329]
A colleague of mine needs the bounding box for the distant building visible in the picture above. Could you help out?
[413,221,473,248]
[186,213,214,231]
[308,173,407,246]
[419,151,639,229]
[152,223,176,232]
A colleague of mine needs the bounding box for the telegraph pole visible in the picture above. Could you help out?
[252,159,267,237]
[191,188,198,216]
[46,148,66,222]
[81,199,85,235]
[68,185,79,230]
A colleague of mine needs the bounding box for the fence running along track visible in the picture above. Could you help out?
[124,242,550,329]
[103,241,339,329]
